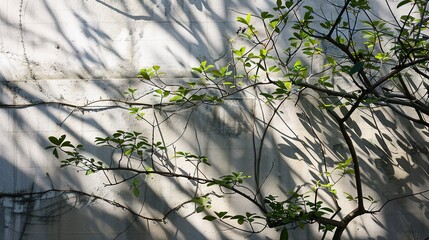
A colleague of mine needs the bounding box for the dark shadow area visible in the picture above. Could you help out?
[0,0,428,240]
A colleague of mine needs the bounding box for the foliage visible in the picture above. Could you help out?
[47,0,429,239]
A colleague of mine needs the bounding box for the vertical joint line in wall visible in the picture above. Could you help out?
[19,0,35,80]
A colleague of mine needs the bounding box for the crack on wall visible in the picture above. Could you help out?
[19,0,35,80]
[18,0,53,100]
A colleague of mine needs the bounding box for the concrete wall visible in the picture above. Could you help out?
[1,0,428,239]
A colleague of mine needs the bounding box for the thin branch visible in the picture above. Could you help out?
[0,189,163,222]
[371,189,429,213]
[94,167,267,214]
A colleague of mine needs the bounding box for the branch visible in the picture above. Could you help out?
[327,0,352,37]
[370,189,429,213]
[328,110,368,239]
[341,56,429,122]
[0,188,164,222]
[0,99,168,110]
[95,167,268,214]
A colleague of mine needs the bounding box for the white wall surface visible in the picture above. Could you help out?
[1,1,428,240]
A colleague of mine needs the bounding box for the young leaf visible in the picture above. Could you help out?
[344,192,356,202]
[170,95,184,102]
[125,148,133,156]
[133,187,140,197]
[237,16,247,25]
[145,166,154,176]
[245,13,251,24]
[139,69,151,80]
[344,157,353,167]
[294,60,302,68]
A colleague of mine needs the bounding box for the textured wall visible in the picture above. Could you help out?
[0,1,428,240]
[0,0,267,80]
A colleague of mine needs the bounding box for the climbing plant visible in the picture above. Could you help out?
[47,0,429,239]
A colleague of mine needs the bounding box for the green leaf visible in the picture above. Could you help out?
[280,227,289,240]
[261,12,274,19]
[52,148,59,158]
[141,71,151,80]
[215,211,228,218]
[49,135,66,145]
[397,0,411,8]
[269,65,281,72]
[58,135,66,144]
[203,215,217,221]
[321,207,334,213]
[127,88,137,94]
[192,67,203,73]
[303,6,313,12]
[344,157,353,166]
[270,19,280,29]
[133,187,140,197]
[337,157,353,170]
[294,60,301,68]
[153,65,160,71]
[348,62,364,75]
[170,95,184,102]
[261,92,273,99]
[204,64,215,71]
[375,52,390,61]
[211,69,222,78]
[133,178,139,187]
[138,69,151,80]
[124,148,133,156]
[61,141,74,148]
[196,206,205,213]
[344,192,356,201]
[237,16,247,25]
[191,197,202,204]
[233,47,246,57]
[245,13,251,24]
[145,166,154,176]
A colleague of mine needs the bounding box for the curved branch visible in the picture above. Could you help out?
[370,189,429,213]
[0,189,164,222]
[96,167,268,214]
